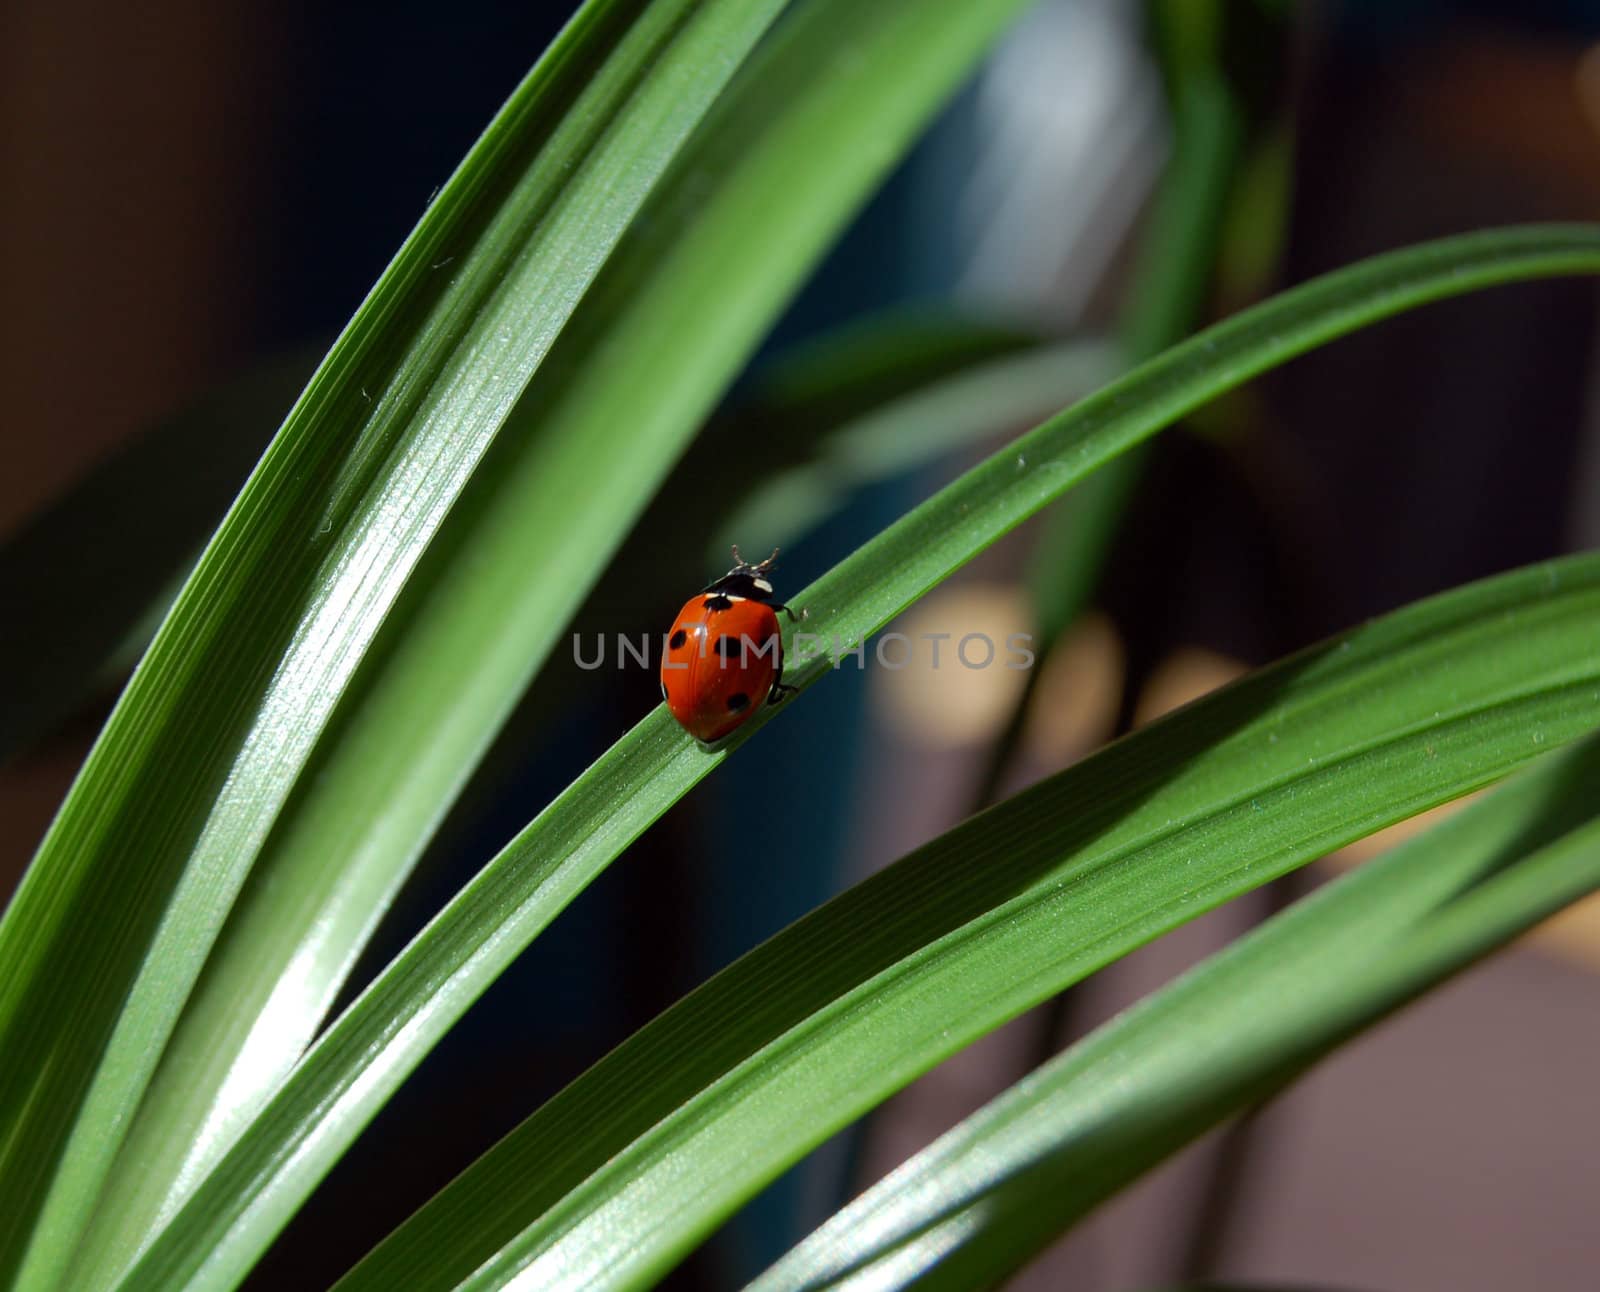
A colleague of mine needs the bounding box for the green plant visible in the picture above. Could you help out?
[3,2,1597,1289]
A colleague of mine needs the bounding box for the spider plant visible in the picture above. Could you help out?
[2,1,1597,1289]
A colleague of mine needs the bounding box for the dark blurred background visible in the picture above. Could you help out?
[3,1,1600,1288]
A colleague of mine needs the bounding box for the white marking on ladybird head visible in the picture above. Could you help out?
[753,578,773,594]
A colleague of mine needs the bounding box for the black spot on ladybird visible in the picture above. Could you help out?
[704,594,733,611]
[716,635,741,660]
[669,629,687,650]
[727,692,750,713]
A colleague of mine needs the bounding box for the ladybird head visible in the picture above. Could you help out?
[704,544,779,601]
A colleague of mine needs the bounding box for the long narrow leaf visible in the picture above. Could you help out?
[712,337,1119,553]
[0,0,798,1284]
[116,225,1600,1291]
[751,733,1600,1290]
[83,0,1040,1288]
[341,555,1600,1292]
[71,0,843,1274]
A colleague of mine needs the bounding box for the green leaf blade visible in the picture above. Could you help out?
[1,0,798,1284]
[91,0,1041,1288]
[752,734,1600,1291]
[359,556,1600,1292]
[714,337,1120,554]
[112,224,1600,1292]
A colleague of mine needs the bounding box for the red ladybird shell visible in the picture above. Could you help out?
[661,593,782,743]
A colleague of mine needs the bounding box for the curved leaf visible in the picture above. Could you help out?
[343,555,1600,1292]
[90,0,1039,1288]
[752,732,1600,1290]
[0,0,798,1284]
[116,225,1600,1291]
[712,336,1119,554]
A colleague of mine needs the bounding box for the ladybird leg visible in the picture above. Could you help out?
[768,636,796,705]
[772,602,806,622]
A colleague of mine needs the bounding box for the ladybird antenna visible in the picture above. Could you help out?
[758,546,779,573]
[729,544,745,569]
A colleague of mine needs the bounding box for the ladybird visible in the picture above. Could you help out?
[661,546,800,743]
